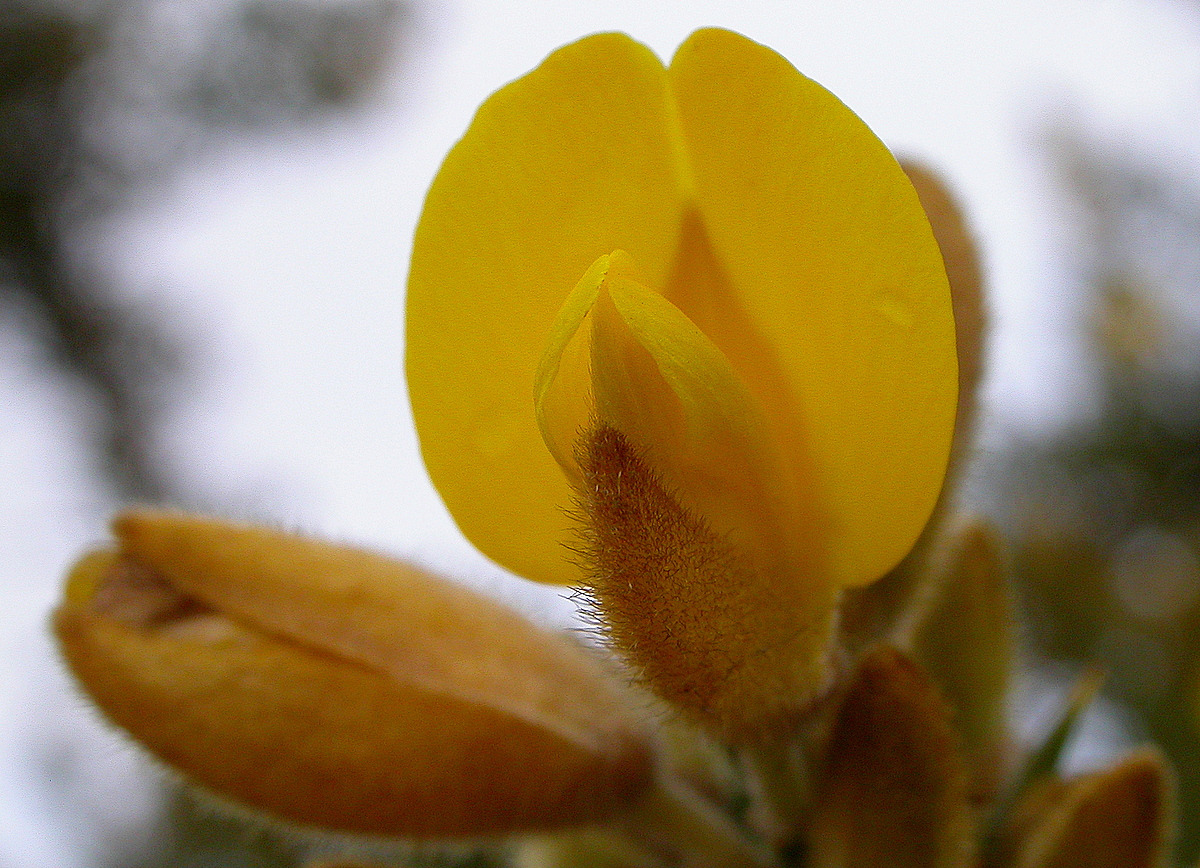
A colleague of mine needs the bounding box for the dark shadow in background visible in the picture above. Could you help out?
[1,1,409,865]
[1,0,405,505]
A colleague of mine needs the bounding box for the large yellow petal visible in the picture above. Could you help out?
[407,33,689,585]
[533,253,608,488]
[668,29,958,587]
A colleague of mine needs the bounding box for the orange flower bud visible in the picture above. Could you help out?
[55,511,654,838]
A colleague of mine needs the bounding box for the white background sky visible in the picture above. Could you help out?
[3,0,1200,864]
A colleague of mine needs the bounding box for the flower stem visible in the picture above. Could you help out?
[741,739,809,848]
[619,774,777,868]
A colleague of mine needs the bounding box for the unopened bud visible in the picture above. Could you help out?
[55,511,654,838]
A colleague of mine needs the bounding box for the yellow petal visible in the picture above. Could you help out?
[55,512,654,837]
[407,33,688,585]
[840,164,987,647]
[533,252,610,486]
[900,161,986,453]
[669,28,957,587]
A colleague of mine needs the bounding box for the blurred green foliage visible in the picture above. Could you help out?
[1004,131,1200,865]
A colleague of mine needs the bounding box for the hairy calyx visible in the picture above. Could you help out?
[574,423,831,740]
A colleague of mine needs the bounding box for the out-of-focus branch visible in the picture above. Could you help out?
[1,0,410,503]
[3,2,412,865]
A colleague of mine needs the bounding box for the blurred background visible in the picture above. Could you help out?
[3,0,1200,865]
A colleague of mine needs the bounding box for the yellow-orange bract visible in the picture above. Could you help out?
[55,511,654,837]
[407,28,957,596]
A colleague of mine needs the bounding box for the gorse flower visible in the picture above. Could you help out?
[52,26,1177,868]
[406,28,958,734]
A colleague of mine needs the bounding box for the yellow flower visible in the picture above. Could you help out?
[50,28,975,859]
[407,29,957,734]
